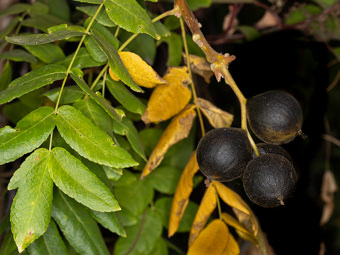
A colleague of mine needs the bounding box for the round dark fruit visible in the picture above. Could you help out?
[196,128,253,182]
[246,90,303,145]
[256,143,293,162]
[243,153,297,208]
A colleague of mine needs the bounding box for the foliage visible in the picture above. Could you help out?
[0,0,340,254]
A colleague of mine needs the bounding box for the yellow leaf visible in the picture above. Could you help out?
[189,184,217,246]
[168,151,199,237]
[109,51,166,88]
[213,181,251,215]
[184,54,214,83]
[235,228,258,245]
[197,97,234,128]
[142,66,192,124]
[221,234,240,255]
[141,105,196,179]
[232,208,259,238]
[187,219,229,255]
[221,212,251,234]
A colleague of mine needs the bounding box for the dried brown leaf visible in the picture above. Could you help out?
[187,219,229,255]
[168,151,200,237]
[142,66,192,124]
[197,97,234,128]
[184,54,214,83]
[141,105,196,179]
[189,184,217,246]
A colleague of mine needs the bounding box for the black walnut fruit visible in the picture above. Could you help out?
[243,153,297,208]
[196,127,252,182]
[246,90,303,145]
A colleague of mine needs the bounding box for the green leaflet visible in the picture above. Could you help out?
[0,106,56,165]
[56,106,137,168]
[6,28,84,45]
[147,238,168,255]
[0,64,66,104]
[84,36,107,63]
[0,3,30,17]
[91,29,142,93]
[48,147,120,212]
[112,117,146,161]
[0,230,17,255]
[114,208,163,255]
[147,166,182,195]
[73,0,102,3]
[41,0,70,21]
[104,0,159,39]
[52,189,110,255]
[187,0,212,10]
[73,98,113,135]
[9,148,53,252]
[43,86,84,105]
[114,176,154,215]
[0,17,20,41]
[89,210,126,237]
[0,49,37,63]
[77,5,116,27]
[159,32,183,66]
[57,47,104,69]
[106,79,146,115]
[154,197,198,233]
[70,72,122,120]
[27,220,68,255]
[21,14,69,33]
[0,61,12,91]
[24,44,65,64]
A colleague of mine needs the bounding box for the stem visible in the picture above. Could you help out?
[115,26,120,37]
[180,17,205,137]
[124,209,147,255]
[102,67,107,97]
[54,2,105,111]
[89,63,109,91]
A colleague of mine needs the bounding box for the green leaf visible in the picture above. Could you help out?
[0,17,20,41]
[155,197,199,232]
[19,88,45,109]
[111,169,137,187]
[106,79,146,115]
[118,30,156,65]
[41,0,70,21]
[2,101,34,124]
[73,0,103,3]
[24,44,65,63]
[22,14,69,32]
[147,166,181,194]
[159,32,183,66]
[0,49,37,63]
[89,19,119,49]
[114,176,154,215]
[27,220,68,255]
[313,0,338,8]
[52,189,110,255]
[285,8,306,25]
[49,147,120,212]
[0,107,55,165]
[84,36,107,63]
[0,3,30,17]
[114,208,163,255]
[0,61,12,91]
[43,86,84,105]
[28,1,49,15]
[104,0,159,39]
[91,31,142,93]
[56,105,137,168]
[238,26,260,41]
[147,238,168,255]
[6,29,84,45]
[77,5,116,27]
[57,47,103,69]
[139,128,163,157]
[73,98,113,135]
[0,230,17,255]
[10,148,53,252]
[70,72,121,120]
[116,209,138,227]
[112,117,146,160]
[187,0,212,10]
[89,210,126,237]
[0,64,66,104]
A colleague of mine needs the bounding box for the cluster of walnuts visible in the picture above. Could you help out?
[196,90,303,208]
